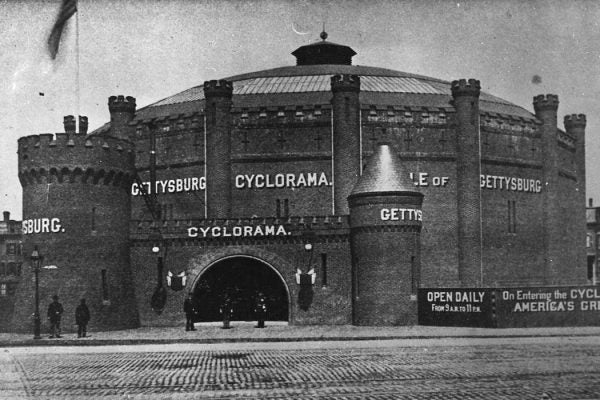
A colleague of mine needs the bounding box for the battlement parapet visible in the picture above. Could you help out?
[18,134,135,181]
[203,80,233,98]
[480,112,538,136]
[533,94,559,113]
[451,79,481,98]
[108,95,136,113]
[564,114,586,131]
[331,74,361,92]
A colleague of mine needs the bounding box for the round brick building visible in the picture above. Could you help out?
[10,34,587,331]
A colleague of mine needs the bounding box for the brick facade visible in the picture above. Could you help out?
[7,36,588,331]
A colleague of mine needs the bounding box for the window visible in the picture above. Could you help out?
[597,233,600,250]
[321,253,328,287]
[587,233,593,248]
[0,262,5,276]
[508,200,517,233]
[6,243,16,256]
[411,256,419,295]
[101,269,109,301]
[284,199,289,217]
[0,284,6,297]
[276,199,290,218]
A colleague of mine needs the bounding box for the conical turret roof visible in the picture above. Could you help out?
[350,143,419,197]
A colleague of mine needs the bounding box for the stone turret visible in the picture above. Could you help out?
[348,143,423,325]
[12,123,139,332]
[331,74,361,215]
[451,79,482,285]
[108,95,136,140]
[204,80,233,219]
[533,94,559,282]
[564,113,587,283]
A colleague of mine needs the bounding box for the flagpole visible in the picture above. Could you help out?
[75,0,80,130]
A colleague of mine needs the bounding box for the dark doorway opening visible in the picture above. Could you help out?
[193,257,288,322]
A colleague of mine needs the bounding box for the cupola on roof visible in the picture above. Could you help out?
[291,31,357,66]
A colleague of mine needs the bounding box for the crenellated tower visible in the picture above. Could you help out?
[331,74,361,215]
[108,95,137,141]
[12,118,139,332]
[451,79,482,286]
[564,113,587,281]
[204,80,233,219]
[533,94,559,282]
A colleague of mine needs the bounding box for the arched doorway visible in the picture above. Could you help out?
[193,256,289,322]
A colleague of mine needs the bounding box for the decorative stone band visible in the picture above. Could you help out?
[350,225,421,234]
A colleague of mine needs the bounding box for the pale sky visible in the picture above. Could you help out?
[1,0,599,219]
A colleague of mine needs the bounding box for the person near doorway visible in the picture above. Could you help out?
[75,298,90,338]
[255,292,267,328]
[47,295,64,338]
[220,294,233,329]
[183,293,197,331]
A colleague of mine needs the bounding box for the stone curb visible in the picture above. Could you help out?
[1,331,599,347]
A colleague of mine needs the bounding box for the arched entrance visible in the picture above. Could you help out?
[192,256,289,322]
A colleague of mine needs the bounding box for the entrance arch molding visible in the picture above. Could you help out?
[187,245,294,321]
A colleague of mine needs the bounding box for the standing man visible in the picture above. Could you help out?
[47,295,63,338]
[75,298,90,338]
[255,292,267,328]
[183,293,197,331]
[220,294,233,329]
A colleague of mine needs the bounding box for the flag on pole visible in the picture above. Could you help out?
[47,0,77,59]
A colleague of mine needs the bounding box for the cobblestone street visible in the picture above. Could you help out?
[2,336,600,399]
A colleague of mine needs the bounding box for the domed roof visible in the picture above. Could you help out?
[93,35,536,133]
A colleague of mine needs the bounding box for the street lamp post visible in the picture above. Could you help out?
[31,246,43,340]
[150,231,167,313]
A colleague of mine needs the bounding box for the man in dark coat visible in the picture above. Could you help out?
[183,294,196,331]
[75,298,90,338]
[254,292,267,328]
[219,294,233,329]
[47,295,63,338]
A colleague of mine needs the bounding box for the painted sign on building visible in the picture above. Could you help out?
[418,286,600,328]
[417,288,496,327]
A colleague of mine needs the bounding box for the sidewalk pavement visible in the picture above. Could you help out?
[2,321,600,347]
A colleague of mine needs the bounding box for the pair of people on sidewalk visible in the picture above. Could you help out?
[47,296,90,338]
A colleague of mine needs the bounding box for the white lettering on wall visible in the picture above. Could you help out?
[380,208,422,221]
[187,224,290,238]
[480,175,542,193]
[235,172,331,189]
[131,177,206,196]
[22,218,64,234]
